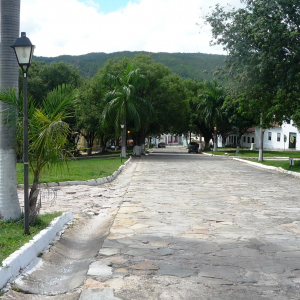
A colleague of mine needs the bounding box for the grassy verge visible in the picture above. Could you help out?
[261,160,300,173]
[0,212,62,264]
[17,157,128,185]
[205,148,300,158]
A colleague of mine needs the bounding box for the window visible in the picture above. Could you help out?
[247,137,250,143]
[243,136,246,142]
[268,132,272,141]
[252,137,255,143]
[277,133,281,142]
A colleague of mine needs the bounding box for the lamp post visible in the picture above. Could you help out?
[11,32,35,235]
[120,124,124,163]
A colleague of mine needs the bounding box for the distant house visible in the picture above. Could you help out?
[155,134,184,146]
[220,120,300,150]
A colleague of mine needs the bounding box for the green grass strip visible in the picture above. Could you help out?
[261,160,300,173]
[0,212,62,264]
[17,157,128,185]
[204,148,300,158]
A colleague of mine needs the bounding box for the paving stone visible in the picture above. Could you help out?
[99,248,120,256]
[80,288,122,300]
[124,248,152,256]
[129,262,159,270]
[198,266,243,283]
[157,264,195,277]
[102,240,125,249]
[87,261,113,277]
[154,248,174,256]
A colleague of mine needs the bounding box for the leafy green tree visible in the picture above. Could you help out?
[222,98,257,152]
[19,61,82,107]
[205,0,300,126]
[131,55,190,140]
[75,78,108,155]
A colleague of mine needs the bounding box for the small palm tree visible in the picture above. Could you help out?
[102,64,153,157]
[1,86,76,215]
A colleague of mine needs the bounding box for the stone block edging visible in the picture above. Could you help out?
[0,212,74,290]
[233,157,300,178]
[17,157,132,188]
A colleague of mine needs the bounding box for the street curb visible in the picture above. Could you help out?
[0,212,74,290]
[233,157,300,178]
[17,157,132,189]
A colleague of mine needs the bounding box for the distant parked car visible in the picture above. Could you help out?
[188,142,199,153]
[158,142,166,148]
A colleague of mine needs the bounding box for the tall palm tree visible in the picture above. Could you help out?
[102,65,153,157]
[0,0,21,220]
[197,80,225,151]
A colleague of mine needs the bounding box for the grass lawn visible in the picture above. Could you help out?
[0,212,62,264]
[261,160,300,173]
[204,148,300,172]
[205,148,300,158]
[17,157,129,185]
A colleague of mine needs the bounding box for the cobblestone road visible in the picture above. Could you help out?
[4,147,300,299]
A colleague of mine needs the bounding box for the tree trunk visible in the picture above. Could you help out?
[86,134,94,155]
[221,134,227,148]
[29,174,40,213]
[213,130,218,151]
[133,145,142,156]
[0,0,21,220]
[236,135,241,153]
[203,133,212,150]
[99,134,105,153]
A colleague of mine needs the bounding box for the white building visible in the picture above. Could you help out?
[223,120,300,150]
[155,134,184,146]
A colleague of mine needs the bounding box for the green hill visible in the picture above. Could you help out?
[34,51,226,81]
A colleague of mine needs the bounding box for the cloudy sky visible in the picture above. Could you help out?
[20,0,243,57]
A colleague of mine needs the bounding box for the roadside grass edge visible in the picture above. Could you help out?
[0,212,74,290]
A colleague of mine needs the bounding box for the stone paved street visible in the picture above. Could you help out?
[4,146,300,299]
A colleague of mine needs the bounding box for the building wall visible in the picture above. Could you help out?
[255,121,300,150]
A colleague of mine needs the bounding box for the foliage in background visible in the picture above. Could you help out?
[205,0,300,127]
[19,61,82,106]
[102,64,152,133]
[34,51,226,82]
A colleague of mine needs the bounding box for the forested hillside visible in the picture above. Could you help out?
[34,51,225,81]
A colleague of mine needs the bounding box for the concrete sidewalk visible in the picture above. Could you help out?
[3,148,300,299]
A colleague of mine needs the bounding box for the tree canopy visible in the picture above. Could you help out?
[205,0,300,127]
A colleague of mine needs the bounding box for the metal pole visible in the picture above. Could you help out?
[23,73,30,235]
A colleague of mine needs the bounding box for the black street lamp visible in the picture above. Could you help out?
[11,32,35,235]
[120,124,124,163]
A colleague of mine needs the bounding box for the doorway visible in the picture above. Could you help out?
[289,132,297,149]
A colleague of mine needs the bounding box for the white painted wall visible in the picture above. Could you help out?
[255,121,300,150]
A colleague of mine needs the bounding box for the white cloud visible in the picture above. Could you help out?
[84,0,100,10]
[20,0,244,57]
